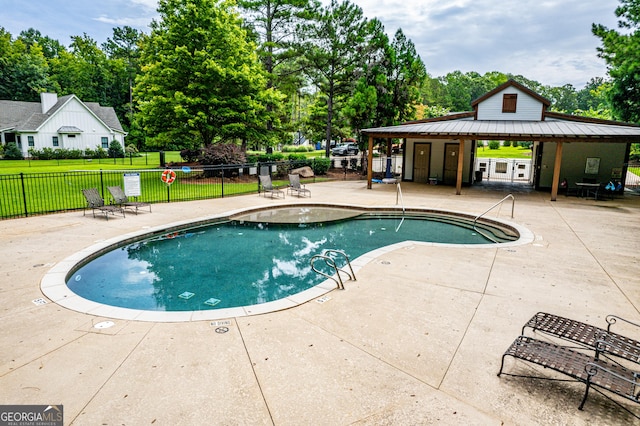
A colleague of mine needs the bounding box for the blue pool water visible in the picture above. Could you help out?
[67,212,507,312]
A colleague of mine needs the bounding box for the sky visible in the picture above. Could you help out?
[0,0,623,89]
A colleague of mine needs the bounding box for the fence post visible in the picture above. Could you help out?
[221,169,225,198]
[99,169,105,198]
[20,172,29,217]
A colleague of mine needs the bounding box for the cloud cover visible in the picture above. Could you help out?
[1,0,622,88]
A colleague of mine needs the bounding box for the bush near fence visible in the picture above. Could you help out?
[0,159,328,220]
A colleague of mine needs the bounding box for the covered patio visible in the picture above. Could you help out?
[362,80,640,201]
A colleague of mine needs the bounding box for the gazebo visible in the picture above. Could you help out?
[361,80,640,201]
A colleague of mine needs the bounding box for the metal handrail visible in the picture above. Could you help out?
[310,249,356,290]
[473,194,514,243]
[396,182,405,214]
[395,183,405,232]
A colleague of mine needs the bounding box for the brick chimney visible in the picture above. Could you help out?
[40,93,58,113]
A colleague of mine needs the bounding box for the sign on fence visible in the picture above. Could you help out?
[123,173,141,197]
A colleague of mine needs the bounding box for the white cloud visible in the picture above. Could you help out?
[347,0,620,87]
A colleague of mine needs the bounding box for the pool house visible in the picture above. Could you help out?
[362,80,640,200]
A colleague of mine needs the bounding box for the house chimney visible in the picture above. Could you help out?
[40,93,58,113]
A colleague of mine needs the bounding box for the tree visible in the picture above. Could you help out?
[102,27,144,130]
[134,0,283,149]
[17,28,66,59]
[238,0,312,142]
[541,84,578,113]
[298,0,370,156]
[385,29,427,123]
[49,34,111,104]
[593,0,640,123]
[0,28,54,101]
[574,78,613,119]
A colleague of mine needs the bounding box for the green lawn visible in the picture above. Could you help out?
[475,145,532,159]
[0,151,184,174]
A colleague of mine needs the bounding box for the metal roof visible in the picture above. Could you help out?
[57,126,83,133]
[362,118,640,143]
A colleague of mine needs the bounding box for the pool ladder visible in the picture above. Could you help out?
[473,193,514,243]
[310,249,356,290]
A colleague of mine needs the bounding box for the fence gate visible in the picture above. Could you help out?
[474,158,533,184]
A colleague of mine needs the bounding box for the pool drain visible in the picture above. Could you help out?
[94,321,115,329]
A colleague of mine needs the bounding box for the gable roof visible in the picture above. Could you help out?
[0,95,124,134]
[471,79,551,109]
[362,80,640,142]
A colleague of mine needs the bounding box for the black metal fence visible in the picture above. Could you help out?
[0,160,316,220]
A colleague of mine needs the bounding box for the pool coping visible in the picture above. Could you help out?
[40,203,535,322]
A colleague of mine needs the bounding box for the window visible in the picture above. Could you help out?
[502,94,517,113]
[101,137,109,148]
[68,134,75,138]
[28,136,35,147]
[495,162,508,173]
[52,136,58,147]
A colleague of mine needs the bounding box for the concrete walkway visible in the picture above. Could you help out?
[1,180,639,425]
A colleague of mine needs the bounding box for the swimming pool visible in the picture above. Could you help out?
[42,205,532,322]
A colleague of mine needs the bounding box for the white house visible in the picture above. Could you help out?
[0,93,126,157]
[363,80,640,200]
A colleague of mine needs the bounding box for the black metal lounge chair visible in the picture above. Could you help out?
[522,312,640,364]
[287,174,311,197]
[82,188,125,220]
[259,175,285,198]
[107,186,152,214]
[498,335,640,417]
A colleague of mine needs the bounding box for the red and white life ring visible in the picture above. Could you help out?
[161,169,176,184]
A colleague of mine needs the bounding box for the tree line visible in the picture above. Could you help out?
[0,0,637,156]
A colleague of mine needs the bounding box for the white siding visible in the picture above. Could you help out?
[475,87,544,121]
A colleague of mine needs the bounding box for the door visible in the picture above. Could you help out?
[413,143,430,182]
[443,143,459,185]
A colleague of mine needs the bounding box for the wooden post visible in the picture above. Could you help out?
[550,141,563,201]
[367,135,374,189]
[456,139,465,195]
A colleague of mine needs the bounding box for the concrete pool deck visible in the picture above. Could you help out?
[1,180,639,425]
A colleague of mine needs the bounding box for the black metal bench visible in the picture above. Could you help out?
[522,312,640,364]
[498,336,640,415]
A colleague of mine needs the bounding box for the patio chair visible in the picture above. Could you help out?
[107,186,152,214]
[82,188,125,220]
[522,312,640,364]
[498,335,640,417]
[287,174,311,197]
[259,175,285,199]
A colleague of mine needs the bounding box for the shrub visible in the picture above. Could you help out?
[108,140,125,158]
[200,144,247,177]
[180,148,201,163]
[201,143,247,165]
[125,144,141,157]
[3,142,23,159]
[502,140,511,147]
[93,147,108,159]
[488,141,500,150]
[312,157,331,175]
[67,149,84,159]
[254,153,285,163]
[518,141,533,149]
